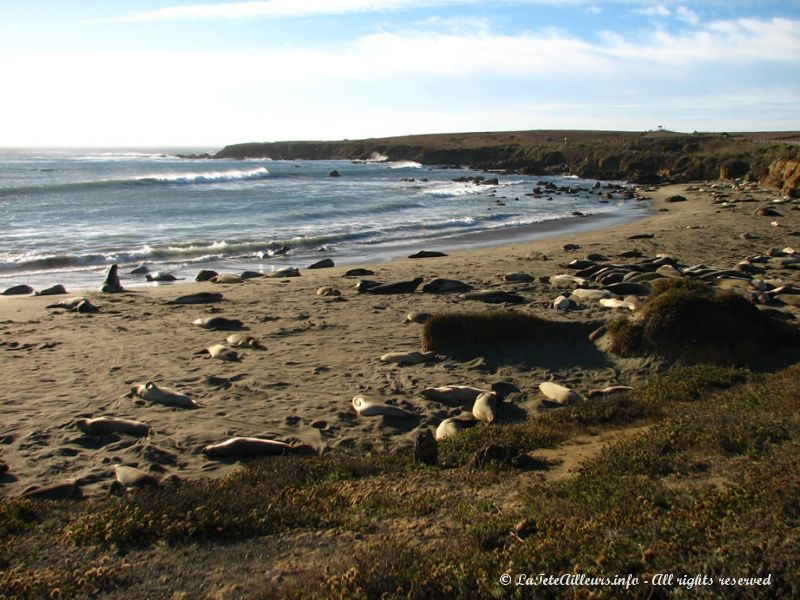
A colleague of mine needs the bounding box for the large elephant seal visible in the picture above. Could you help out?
[539,382,583,405]
[408,250,447,259]
[203,437,298,458]
[77,416,149,437]
[226,333,264,349]
[34,284,67,296]
[2,284,34,296]
[100,264,124,293]
[308,258,334,269]
[192,316,243,330]
[270,267,300,278]
[421,278,472,293]
[195,269,219,282]
[380,350,436,365]
[146,272,183,282]
[166,292,223,305]
[421,385,485,403]
[472,391,498,423]
[366,277,424,294]
[131,382,198,408]
[352,395,413,418]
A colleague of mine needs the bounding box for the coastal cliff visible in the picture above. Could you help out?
[214,130,800,194]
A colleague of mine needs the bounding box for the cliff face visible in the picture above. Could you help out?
[214,131,800,190]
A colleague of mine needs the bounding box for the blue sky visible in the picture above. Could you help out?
[1,1,798,147]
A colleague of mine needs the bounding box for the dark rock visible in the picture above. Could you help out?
[34,284,67,296]
[665,195,687,203]
[344,268,375,277]
[329,170,341,177]
[308,258,334,269]
[754,206,782,217]
[408,250,448,259]
[195,269,219,282]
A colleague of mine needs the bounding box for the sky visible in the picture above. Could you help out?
[1,0,799,147]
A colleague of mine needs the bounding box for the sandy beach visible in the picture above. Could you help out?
[1,180,799,499]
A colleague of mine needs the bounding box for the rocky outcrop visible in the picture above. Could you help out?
[764,159,800,197]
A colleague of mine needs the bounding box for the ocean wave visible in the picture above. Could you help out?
[0,167,271,197]
[387,161,422,169]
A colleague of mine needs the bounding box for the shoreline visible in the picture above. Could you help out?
[1,180,798,499]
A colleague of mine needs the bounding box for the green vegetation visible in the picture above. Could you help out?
[2,365,799,598]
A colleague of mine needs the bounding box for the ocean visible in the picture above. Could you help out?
[0,148,647,292]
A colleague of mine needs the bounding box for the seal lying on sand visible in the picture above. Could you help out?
[46,297,99,313]
[472,391,498,423]
[380,350,436,365]
[100,264,124,293]
[146,272,183,282]
[77,416,150,437]
[226,333,264,349]
[366,277,424,294]
[34,284,67,296]
[203,437,299,458]
[131,382,198,408]
[402,311,433,324]
[2,284,34,296]
[211,274,244,284]
[199,344,240,361]
[192,316,243,330]
[421,385,485,403]
[435,416,477,440]
[352,395,413,417]
[270,267,300,278]
[539,382,583,405]
[195,269,219,282]
[422,278,472,293]
[114,465,159,489]
[166,292,223,305]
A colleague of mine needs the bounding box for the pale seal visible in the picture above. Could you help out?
[435,417,463,441]
[77,416,150,437]
[203,437,297,458]
[352,395,413,418]
[192,316,243,330]
[599,298,637,310]
[316,286,341,297]
[538,382,583,405]
[202,344,240,361]
[270,267,300,278]
[131,381,198,408]
[114,465,159,489]
[472,391,498,423]
[100,264,124,293]
[549,274,587,288]
[570,288,615,302]
[166,292,223,305]
[380,350,436,365]
[402,311,433,325]
[226,333,264,349]
[421,385,485,403]
[46,296,87,310]
[210,274,244,284]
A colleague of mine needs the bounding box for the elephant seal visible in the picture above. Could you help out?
[77,416,150,437]
[539,382,583,405]
[587,385,634,399]
[226,333,264,349]
[100,264,124,293]
[421,278,472,293]
[166,292,223,305]
[435,416,478,440]
[549,274,588,288]
[316,286,341,297]
[146,272,183,282]
[34,284,67,296]
[503,272,534,283]
[131,382,198,408]
[460,290,525,304]
[344,268,374,277]
[192,316,243,330]
[570,288,615,302]
[355,280,381,293]
[129,264,151,275]
[46,297,87,310]
[366,277,424,294]
[203,437,301,458]
[2,284,34,296]
[408,250,447,259]
[114,465,159,489]
[210,274,244,284]
[599,298,636,310]
[402,311,433,325]
[380,350,436,365]
[472,391,498,423]
[421,385,485,403]
[240,271,264,279]
[270,267,300,278]
[72,299,100,313]
[195,269,219,282]
[553,295,578,310]
[352,395,413,418]
[202,344,239,361]
[308,258,334,269]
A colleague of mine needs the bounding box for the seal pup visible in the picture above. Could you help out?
[421,385,485,403]
[402,311,432,325]
[114,465,159,489]
[421,278,472,293]
[226,333,264,349]
[210,274,244,284]
[192,316,243,330]
[100,264,124,293]
[352,395,413,418]
[203,437,297,458]
[2,284,34,296]
[539,382,583,405]
[131,381,198,408]
[316,286,341,297]
[77,416,150,437]
[366,277,424,294]
[199,344,240,361]
[380,350,436,365]
[146,272,183,282]
[195,269,219,282]
[34,284,67,296]
[166,292,223,305]
[472,391,498,423]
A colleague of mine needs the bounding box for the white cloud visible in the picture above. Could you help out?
[637,5,671,18]
[676,6,699,25]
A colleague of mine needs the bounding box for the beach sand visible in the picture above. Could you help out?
[1,181,799,498]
